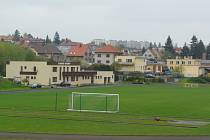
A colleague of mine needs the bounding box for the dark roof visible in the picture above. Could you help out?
[31,46,62,54]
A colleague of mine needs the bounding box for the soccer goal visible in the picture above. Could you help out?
[183,83,199,88]
[67,92,119,113]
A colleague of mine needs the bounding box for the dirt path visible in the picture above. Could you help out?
[0,132,210,140]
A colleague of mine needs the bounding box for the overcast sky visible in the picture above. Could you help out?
[0,0,210,45]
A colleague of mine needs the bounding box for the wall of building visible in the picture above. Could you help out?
[94,53,115,65]
[6,61,114,86]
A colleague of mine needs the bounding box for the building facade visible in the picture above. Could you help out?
[6,61,115,86]
[94,45,120,65]
[115,56,146,72]
[166,56,204,77]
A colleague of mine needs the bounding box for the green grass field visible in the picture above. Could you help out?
[1,84,210,135]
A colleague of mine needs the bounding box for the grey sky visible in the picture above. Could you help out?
[0,0,210,45]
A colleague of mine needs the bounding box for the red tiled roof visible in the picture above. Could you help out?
[68,44,88,57]
[95,45,120,53]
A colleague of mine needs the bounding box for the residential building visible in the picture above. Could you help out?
[166,56,204,77]
[0,35,13,42]
[57,40,81,55]
[94,45,121,65]
[6,61,115,86]
[145,60,164,73]
[143,48,163,60]
[30,45,63,62]
[67,44,93,63]
[115,56,146,72]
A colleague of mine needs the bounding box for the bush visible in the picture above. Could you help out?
[187,77,208,84]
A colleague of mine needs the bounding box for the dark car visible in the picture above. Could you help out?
[59,82,71,87]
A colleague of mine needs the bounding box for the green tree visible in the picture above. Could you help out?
[53,32,60,45]
[158,42,162,48]
[13,29,21,41]
[196,40,206,59]
[190,35,198,58]
[181,43,190,57]
[206,44,210,60]
[142,47,146,54]
[164,36,175,58]
[45,35,51,44]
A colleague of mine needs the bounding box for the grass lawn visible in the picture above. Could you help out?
[1,84,210,135]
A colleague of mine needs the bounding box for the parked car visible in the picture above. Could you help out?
[30,84,42,88]
[59,82,71,87]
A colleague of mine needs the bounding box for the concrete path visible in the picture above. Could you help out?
[0,132,210,140]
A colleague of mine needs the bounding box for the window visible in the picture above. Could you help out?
[34,66,37,72]
[63,67,65,72]
[71,76,75,82]
[71,67,75,72]
[100,76,102,79]
[31,76,33,79]
[97,60,101,64]
[182,61,185,65]
[106,54,110,58]
[24,66,27,69]
[176,61,180,65]
[106,60,110,64]
[96,76,97,79]
[188,61,192,65]
[76,67,79,72]
[98,54,101,57]
[53,67,57,72]
[34,76,36,79]
[170,61,173,65]
[53,77,57,82]
[118,59,122,62]
[67,67,69,72]
[126,59,132,63]
[21,66,23,71]
[76,76,78,81]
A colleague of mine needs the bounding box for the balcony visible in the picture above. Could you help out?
[117,62,134,66]
[20,71,37,75]
[62,71,97,77]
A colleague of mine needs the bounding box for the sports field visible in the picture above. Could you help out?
[1,84,210,135]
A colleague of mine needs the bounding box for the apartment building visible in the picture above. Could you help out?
[6,61,114,86]
[166,56,204,77]
[94,45,120,65]
[115,56,146,72]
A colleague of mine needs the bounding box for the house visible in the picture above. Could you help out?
[30,45,63,62]
[143,48,163,60]
[0,35,13,42]
[6,61,115,86]
[67,44,93,63]
[57,40,82,55]
[94,45,121,65]
[166,56,204,77]
[115,56,146,72]
[145,60,164,73]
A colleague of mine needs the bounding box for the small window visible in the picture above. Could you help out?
[34,66,37,72]
[71,76,75,82]
[34,76,36,79]
[71,67,75,72]
[106,54,110,58]
[176,61,180,65]
[170,61,173,64]
[82,76,85,80]
[97,60,101,64]
[24,66,27,69]
[100,76,102,79]
[188,61,192,65]
[76,76,78,81]
[118,59,122,62]
[126,59,132,63]
[31,76,33,79]
[53,67,57,72]
[182,61,185,65]
[106,60,110,64]
[67,67,69,72]
[21,66,23,71]
[98,54,101,57]
[52,77,57,82]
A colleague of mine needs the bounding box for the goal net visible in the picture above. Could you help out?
[67,92,119,113]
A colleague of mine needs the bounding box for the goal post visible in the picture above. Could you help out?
[67,92,119,113]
